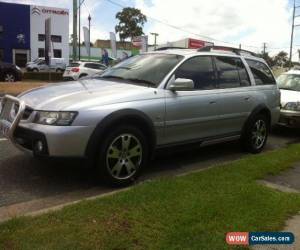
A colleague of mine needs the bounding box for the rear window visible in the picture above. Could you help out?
[245,59,275,85]
[69,63,80,67]
[215,56,250,89]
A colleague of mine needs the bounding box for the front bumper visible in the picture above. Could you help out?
[0,95,94,157]
[15,123,94,157]
[278,110,300,128]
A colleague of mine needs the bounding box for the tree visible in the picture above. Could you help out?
[115,7,147,41]
[273,51,289,67]
[258,52,274,67]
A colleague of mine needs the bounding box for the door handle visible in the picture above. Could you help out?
[209,101,216,104]
[244,96,251,101]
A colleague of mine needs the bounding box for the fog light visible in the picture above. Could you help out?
[36,140,44,152]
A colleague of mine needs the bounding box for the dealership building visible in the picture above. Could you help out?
[0,2,69,67]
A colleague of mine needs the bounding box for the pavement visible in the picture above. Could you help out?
[0,127,300,221]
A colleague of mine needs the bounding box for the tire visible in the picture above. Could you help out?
[4,72,16,82]
[96,125,149,186]
[241,114,269,154]
[56,69,63,73]
[32,68,39,72]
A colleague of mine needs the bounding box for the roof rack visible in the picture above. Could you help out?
[198,45,257,57]
[154,46,187,51]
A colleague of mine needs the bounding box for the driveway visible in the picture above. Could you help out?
[0,127,300,219]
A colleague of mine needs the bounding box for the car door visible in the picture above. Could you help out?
[164,56,220,145]
[213,56,256,135]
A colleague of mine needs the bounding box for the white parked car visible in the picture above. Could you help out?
[26,58,66,73]
[63,62,107,81]
[277,70,300,127]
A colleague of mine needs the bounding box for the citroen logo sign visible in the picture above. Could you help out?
[32,6,41,15]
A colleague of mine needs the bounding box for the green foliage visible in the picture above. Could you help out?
[115,7,147,41]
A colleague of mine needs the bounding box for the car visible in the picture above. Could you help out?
[0,46,280,186]
[63,61,107,81]
[26,58,66,73]
[0,62,23,82]
[277,70,300,127]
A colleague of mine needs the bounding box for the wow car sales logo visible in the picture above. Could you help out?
[32,6,68,16]
[226,232,295,246]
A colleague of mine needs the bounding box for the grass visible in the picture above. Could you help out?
[1,145,300,249]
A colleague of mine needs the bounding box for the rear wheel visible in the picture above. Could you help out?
[96,125,148,186]
[4,72,16,82]
[56,68,64,73]
[242,114,269,153]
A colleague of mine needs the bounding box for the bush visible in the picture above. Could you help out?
[23,72,63,81]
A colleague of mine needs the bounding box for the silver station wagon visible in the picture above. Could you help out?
[0,46,280,185]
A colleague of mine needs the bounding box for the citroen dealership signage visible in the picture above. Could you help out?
[31,6,69,16]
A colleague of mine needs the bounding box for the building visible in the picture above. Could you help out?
[154,38,214,50]
[0,2,69,67]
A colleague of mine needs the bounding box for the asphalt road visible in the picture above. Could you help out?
[0,127,300,215]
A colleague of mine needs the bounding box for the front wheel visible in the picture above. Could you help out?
[242,114,269,154]
[96,125,149,186]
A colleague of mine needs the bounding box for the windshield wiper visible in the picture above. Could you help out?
[280,87,294,91]
[126,78,157,87]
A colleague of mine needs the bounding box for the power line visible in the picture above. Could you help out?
[104,0,246,48]
[104,0,298,52]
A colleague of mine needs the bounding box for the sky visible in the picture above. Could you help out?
[2,0,300,59]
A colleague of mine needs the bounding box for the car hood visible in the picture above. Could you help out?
[280,89,300,106]
[18,79,160,110]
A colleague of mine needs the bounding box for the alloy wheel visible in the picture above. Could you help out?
[251,119,267,149]
[106,133,142,180]
[4,73,15,82]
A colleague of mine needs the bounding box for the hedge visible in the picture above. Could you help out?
[23,72,63,81]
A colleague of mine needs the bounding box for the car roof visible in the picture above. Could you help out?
[146,49,265,62]
[284,70,300,75]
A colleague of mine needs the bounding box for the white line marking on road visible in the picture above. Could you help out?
[0,138,8,142]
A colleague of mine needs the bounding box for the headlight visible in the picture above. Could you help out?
[284,102,300,111]
[15,66,21,71]
[34,111,77,126]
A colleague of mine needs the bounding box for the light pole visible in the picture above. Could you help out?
[78,0,85,61]
[88,14,91,60]
[72,0,78,61]
[150,32,159,50]
[289,0,300,68]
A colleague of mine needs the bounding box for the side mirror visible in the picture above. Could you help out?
[168,78,195,91]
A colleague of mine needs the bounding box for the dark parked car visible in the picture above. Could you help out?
[0,62,23,82]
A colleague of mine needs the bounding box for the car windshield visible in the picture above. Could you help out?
[99,53,184,87]
[277,74,300,91]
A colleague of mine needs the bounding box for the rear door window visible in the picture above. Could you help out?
[215,56,250,89]
[245,59,276,85]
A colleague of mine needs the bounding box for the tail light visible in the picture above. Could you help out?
[71,67,80,73]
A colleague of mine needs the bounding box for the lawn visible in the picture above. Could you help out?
[0,81,47,96]
[1,144,300,250]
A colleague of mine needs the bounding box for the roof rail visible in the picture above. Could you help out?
[198,45,257,57]
[155,46,187,51]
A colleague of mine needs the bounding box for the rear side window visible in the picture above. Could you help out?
[69,63,80,67]
[84,63,97,69]
[215,56,250,89]
[245,59,275,85]
[175,56,216,90]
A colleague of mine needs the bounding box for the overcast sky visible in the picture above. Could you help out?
[3,0,300,58]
